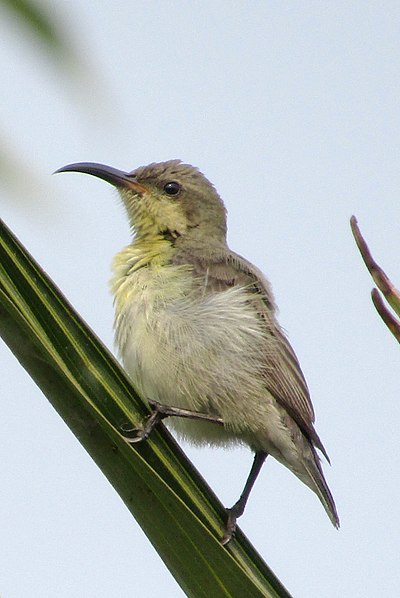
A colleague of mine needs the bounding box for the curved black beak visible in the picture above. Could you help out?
[54,162,147,194]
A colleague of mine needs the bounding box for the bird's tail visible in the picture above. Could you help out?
[302,452,340,528]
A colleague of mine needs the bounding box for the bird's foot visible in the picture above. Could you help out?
[122,400,167,443]
[221,508,239,545]
[123,400,224,443]
[221,452,267,544]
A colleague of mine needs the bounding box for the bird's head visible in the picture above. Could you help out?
[55,160,227,243]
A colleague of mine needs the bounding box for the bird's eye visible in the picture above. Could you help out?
[163,181,181,196]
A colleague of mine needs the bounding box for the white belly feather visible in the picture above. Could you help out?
[111,259,293,454]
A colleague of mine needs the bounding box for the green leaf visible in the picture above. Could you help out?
[0,218,293,598]
[1,0,65,53]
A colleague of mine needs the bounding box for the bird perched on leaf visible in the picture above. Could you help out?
[56,159,339,543]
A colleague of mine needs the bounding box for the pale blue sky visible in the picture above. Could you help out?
[1,2,399,597]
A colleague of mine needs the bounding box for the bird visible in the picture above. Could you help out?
[55,159,339,543]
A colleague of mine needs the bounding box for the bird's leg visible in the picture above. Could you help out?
[125,399,224,443]
[222,451,267,545]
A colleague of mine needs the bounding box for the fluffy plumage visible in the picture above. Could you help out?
[110,160,339,528]
[57,158,339,533]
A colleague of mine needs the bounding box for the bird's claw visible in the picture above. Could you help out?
[124,426,151,444]
[122,401,165,444]
[221,509,238,545]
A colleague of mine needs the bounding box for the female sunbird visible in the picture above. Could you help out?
[56,160,339,543]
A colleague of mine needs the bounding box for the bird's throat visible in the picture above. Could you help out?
[111,235,175,285]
